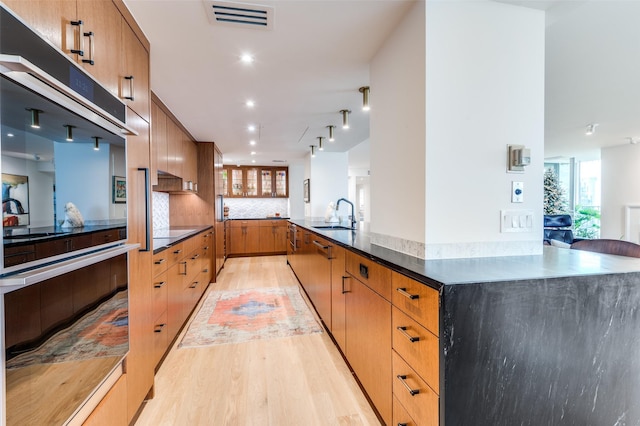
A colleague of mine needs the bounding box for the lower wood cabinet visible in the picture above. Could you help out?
[83,374,128,426]
[228,219,287,256]
[289,223,441,426]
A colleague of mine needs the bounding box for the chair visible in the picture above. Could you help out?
[570,239,640,258]
[543,214,576,245]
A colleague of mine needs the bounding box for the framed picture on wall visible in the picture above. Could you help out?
[112,176,126,204]
[303,179,310,203]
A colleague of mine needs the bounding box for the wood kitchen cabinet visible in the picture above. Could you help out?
[258,220,288,254]
[228,220,261,255]
[224,166,288,198]
[330,245,346,351]
[121,16,150,122]
[151,100,167,186]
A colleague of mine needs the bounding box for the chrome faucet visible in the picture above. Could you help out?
[336,198,356,229]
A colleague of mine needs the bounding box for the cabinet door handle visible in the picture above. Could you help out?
[82,31,95,65]
[396,326,420,342]
[154,323,166,333]
[189,281,199,289]
[173,249,182,255]
[396,375,420,396]
[138,167,151,252]
[341,276,350,294]
[191,254,200,260]
[154,281,167,289]
[124,75,134,100]
[398,423,409,426]
[180,261,187,275]
[396,287,419,300]
[70,20,85,56]
[154,258,166,265]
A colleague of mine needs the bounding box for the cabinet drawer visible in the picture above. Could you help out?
[153,311,169,367]
[152,271,168,322]
[153,251,169,277]
[229,220,260,228]
[393,395,418,426]
[392,307,439,394]
[183,234,201,255]
[167,242,185,266]
[392,351,439,426]
[392,272,440,336]
[345,251,391,301]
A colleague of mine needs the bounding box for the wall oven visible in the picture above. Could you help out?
[0,5,138,425]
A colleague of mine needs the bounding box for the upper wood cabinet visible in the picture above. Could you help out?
[4,0,149,121]
[151,94,198,186]
[224,166,289,198]
[121,18,150,121]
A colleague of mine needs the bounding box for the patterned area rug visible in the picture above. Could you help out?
[179,286,323,348]
[6,291,128,370]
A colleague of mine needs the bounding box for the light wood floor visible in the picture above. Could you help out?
[135,256,381,425]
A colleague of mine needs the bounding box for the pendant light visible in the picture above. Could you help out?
[585,123,598,135]
[27,108,42,128]
[317,136,324,151]
[359,86,370,111]
[310,145,316,158]
[64,125,75,141]
[340,109,350,129]
[93,136,100,151]
[327,125,335,141]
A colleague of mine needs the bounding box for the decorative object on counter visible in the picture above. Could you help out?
[223,204,229,218]
[179,286,322,348]
[61,202,84,228]
[2,173,30,227]
[112,176,126,203]
[324,202,339,223]
[303,178,310,203]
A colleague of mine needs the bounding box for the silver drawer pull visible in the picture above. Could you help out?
[189,281,199,289]
[313,240,329,250]
[154,281,166,289]
[396,287,419,300]
[397,375,420,396]
[191,254,200,260]
[154,258,166,265]
[397,326,420,342]
[398,423,409,426]
[173,249,182,254]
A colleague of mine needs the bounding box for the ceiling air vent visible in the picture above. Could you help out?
[203,1,274,30]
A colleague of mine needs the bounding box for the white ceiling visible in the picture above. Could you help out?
[124,0,414,167]
[124,0,640,167]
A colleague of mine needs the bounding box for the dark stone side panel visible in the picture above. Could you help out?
[442,273,640,426]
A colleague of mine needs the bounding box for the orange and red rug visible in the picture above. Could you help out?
[179,286,323,348]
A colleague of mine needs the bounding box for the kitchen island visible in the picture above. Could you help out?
[289,219,640,425]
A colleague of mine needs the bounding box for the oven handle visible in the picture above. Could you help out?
[138,167,151,252]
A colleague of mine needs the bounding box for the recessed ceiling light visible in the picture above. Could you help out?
[241,53,254,64]
[249,140,256,146]
[251,159,256,163]
[248,124,256,132]
[246,100,255,108]
[6,133,13,137]
[250,151,256,155]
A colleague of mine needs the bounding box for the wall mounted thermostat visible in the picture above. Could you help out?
[512,181,524,203]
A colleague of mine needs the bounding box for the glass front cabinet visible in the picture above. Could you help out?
[224,166,288,198]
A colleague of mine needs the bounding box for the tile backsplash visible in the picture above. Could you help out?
[153,191,170,230]
[225,198,289,219]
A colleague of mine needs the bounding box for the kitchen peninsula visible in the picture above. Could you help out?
[288,219,640,425]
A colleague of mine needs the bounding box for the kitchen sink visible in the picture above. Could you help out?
[313,225,354,230]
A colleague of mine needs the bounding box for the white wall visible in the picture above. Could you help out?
[370,0,426,243]
[55,142,110,222]
[369,0,545,259]
[288,163,305,219]
[423,1,545,257]
[600,144,640,240]
[305,151,349,219]
[1,156,55,227]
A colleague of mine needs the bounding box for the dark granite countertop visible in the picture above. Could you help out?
[226,217,290,220]
[3,223,126,246]
[152,225,213,254]
[289,219,640,287]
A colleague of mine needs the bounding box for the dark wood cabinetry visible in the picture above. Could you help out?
[223,166,289,198]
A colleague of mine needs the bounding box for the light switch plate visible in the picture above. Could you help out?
[512,181,524,203]
[501,209,534,233]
